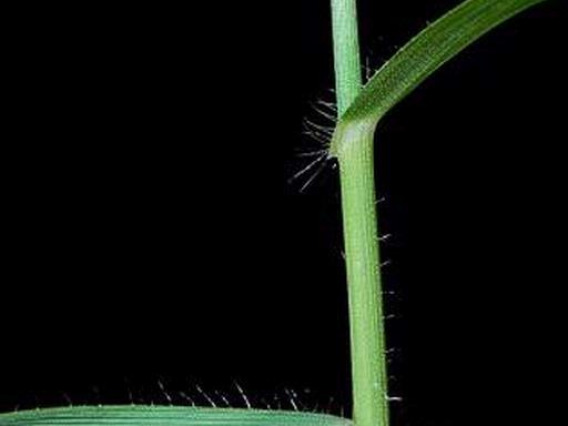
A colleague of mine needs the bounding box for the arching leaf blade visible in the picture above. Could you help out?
[331,0,547,157]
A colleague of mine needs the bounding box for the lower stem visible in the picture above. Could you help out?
[338,127,389,426]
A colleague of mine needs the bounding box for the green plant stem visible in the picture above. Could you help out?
[331,0,363,115]
[331,2,389,426]
[339,124,389,426]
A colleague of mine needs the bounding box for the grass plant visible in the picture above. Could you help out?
[0,0,548,424]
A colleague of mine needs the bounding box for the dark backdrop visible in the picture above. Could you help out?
[2,1,565,425]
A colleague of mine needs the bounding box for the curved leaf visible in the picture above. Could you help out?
[330,0,547,157]
[0,406,353,426]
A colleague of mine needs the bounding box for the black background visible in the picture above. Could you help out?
[2,1,566,425]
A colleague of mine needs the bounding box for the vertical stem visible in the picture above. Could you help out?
[339,125,389,426]
[331,0,363,115]
[330,1,390,426]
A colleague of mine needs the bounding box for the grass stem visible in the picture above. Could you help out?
[331,1,390,426]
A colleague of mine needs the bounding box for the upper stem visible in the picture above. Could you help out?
[331,0,363,115]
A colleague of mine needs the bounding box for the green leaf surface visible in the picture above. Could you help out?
[330,0,547,157]
[0,406,353,426]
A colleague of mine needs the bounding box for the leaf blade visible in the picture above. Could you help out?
[0,406,353,426]
[330,0,547,157]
